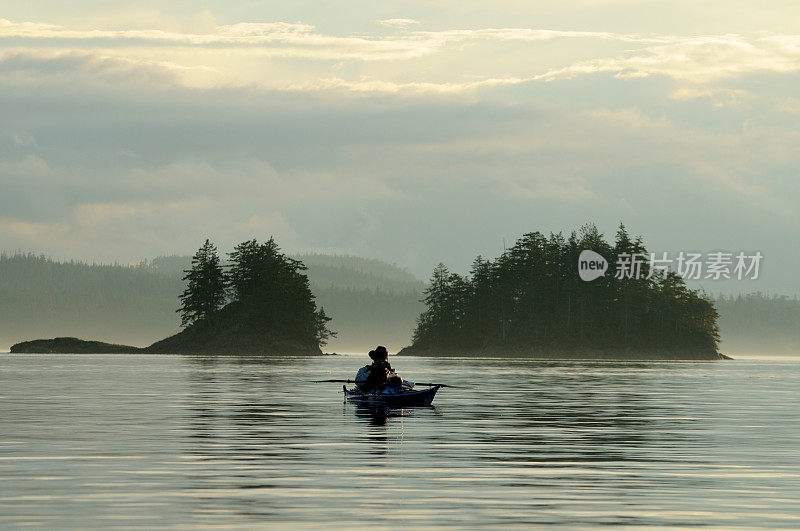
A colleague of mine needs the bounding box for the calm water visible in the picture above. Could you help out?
[1,354,799,528]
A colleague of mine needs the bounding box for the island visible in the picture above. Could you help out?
[11,337,145,354]
[10,238,334,355]
[398,224,725,360]
[12,226,729,359]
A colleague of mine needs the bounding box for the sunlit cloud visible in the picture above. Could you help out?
[377,18,421,28]
[3,17,800,94]
[668,87,750,108]
[0,49,217,86]
[0,18,438,61]
[539,34,800,83]
[290,76,532,94]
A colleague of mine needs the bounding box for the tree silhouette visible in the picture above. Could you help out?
[178,239,226,327]
[411,224,720,353]
[225,237,336,345]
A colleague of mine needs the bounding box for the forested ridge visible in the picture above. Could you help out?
[0,253,182,347]
[410,224,721,355]
[294,253,425,292]
[136,253,425,293]
[715,293,800,355]
[2,247,799,354]
[0,251,423,350]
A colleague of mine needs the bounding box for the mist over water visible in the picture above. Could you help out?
[2,354,799,528]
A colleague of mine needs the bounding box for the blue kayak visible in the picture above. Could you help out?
[343,384,440,407]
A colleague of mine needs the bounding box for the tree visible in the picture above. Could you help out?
[413,263,452,346]
[178,240,226,327]
[225,237,335,344]
[314,306,336,346]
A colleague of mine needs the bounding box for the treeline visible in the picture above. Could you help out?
[0,250,423,351]
[715,293,800,354]
[0,252,183,347]
[294,253,424,291]
[412,224,720,352]
[300,262,423,293]
[139,253,425,293]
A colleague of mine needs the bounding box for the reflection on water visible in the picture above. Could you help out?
[1,354,800,527]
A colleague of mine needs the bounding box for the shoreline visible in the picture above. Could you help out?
[9,336,322,356]
[397,345,726,360]
[8,338,728,359]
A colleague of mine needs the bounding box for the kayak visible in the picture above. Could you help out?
[343,384,440,407]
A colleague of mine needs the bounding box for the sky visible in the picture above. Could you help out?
[1,1,799,294]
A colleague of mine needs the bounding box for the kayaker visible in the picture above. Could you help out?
[363,346,402,391]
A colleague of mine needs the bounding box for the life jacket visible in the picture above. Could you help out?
[354,365,372,390]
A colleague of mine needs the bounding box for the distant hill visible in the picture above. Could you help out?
[137,253,425,293]
[139,255,191,277]
[293,253,425,293]
[0,253,183,348]
[0,252,424,352]
[715,293,800,356]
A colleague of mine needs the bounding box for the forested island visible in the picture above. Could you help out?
[5,226,800,357]
[11,238,334,354]
[400,224,724,359]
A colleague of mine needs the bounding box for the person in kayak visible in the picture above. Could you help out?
[362,346,402,391]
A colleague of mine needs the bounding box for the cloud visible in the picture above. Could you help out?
[291,76,532,94]
[12,132,38,149]
[378,18,421,28]
[0,80,798,293]
[1,13,800,292]
[3,17,800,94]
[0,49,217,87]
[539,34,800,83]
[668,86,749,107]
[0,18,437,61]
[0,18,315,45]
[776,97,800,115]
[0,18,669,60]
[415,27,670,44]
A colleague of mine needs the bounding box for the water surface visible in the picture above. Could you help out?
[1,354,799,528]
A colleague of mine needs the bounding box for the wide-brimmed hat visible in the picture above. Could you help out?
[369,346,388,360]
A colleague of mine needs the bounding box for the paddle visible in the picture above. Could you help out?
[314,378,456,388]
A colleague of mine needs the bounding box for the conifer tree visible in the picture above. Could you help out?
[225,237,335,344]
[178,239,226,327]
